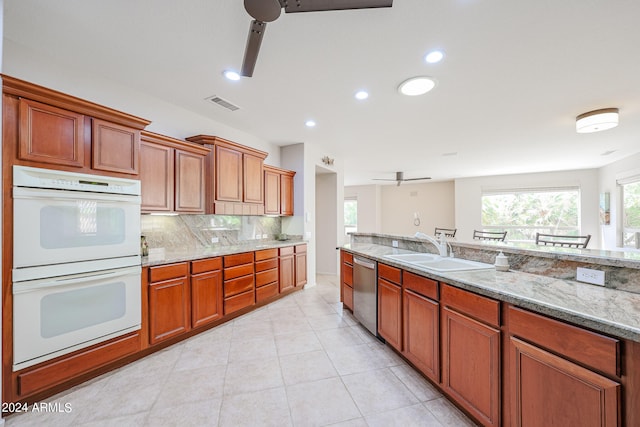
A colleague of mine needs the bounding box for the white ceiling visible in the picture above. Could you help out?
[5,0,640,186]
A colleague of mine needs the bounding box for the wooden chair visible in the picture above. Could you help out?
[435,227,457,238]
[535,233,591,248]
[473,230,507,241]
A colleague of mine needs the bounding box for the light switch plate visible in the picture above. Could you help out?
[392,240,399,248]
[576,267,606,286]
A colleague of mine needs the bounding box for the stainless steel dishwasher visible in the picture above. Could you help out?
[352,256,378,336]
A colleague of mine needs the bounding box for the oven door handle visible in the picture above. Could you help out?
[13,187,141,203]
[13,267,141,294]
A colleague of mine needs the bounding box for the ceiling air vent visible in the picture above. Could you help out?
[205,95,240,111]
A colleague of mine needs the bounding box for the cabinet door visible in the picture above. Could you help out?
[378,278,402,351]
[149,277,190,345]
[243,154,264,204]
[279,254,295,293]
[175,149,205,213]
[280,173,294,216]
[92,118,139,174]
[19,98,85,167]
[510,337,619,427]
[264,169,281,215]
[140,141,174,212]
[191,270,223,329]
[215,145,243,202]
[442,306,500,427]
[295,252,307,287]
[403,289,439,382]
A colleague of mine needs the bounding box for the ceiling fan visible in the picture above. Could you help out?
[373,171,432,186]
[240,0,393,77]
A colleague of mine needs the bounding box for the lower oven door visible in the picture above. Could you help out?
[13,265,141,371]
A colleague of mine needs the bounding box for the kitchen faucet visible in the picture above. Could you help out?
[414,232,452,257]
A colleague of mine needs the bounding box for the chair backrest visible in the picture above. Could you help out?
[473,230,507,241]
[535,233,591,248]
[435,227,457,238]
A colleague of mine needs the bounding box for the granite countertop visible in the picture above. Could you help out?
[142,239,306,267]
[343,242,640,343]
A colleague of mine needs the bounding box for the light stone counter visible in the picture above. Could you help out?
[343,241,640,343]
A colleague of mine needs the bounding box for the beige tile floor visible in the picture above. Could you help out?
[5,275,478,427]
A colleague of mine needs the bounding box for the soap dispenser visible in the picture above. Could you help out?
[494,251,509,271]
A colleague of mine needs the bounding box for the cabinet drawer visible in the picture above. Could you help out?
[295,244,307,253]
[256,282,279,302]
[403,272,438,301]
[343,264,353,287]
[224,263,254,280]
[149,262,188,282]
[379,263,402,285]
[343,252,353,265]
[509,306,620,377]
[224,252,254,268]
[441,283,500,327]
[224,289,255,315]
[279,246,294,256]
[256,269,278,287]
[224,275,255,297]
[255,258,278,272]
[191,257,222,274]
[255,248,278,261]
[343,285,353,310]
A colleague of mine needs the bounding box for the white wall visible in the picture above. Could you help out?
[455,169,601,246]
[343,184,382,234]
[316,170,338,274]
[598,152,640,249]
[381,181,455,237]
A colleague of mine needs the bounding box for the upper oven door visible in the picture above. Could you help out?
[13,187,141,268]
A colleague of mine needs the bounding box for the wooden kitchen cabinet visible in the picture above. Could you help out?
[340,250,354,311]
[140,131,209,213]
[186,135,268,215]
[223,252,255,315]
[294,244,307,287]
[264,165,296,216]
[5,76,150,175]
[148,263,191,345]
[441,284,501,427]
[279,246,295,293]
[377,263,402,351]
[191,257,223,329]
[255,248,280,302]
[402,272,440,382]
[507,306,620,427]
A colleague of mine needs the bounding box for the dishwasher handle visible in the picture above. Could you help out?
[353,257,376,270]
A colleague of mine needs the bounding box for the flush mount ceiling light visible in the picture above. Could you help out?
[576,108,619,133]
[398,76,436,96]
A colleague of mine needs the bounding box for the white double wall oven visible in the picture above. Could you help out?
[12,166,142,370]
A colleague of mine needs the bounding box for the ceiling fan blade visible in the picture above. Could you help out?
[241,20,267,77]
[283,0,392,13]
[403,177,432,181]
[372,178,397,181]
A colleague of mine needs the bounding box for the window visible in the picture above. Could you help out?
[481,187,580,242]
[344,198,357,236]
[620,179,640,248]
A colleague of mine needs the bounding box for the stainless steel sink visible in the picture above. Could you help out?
[384,253,494,272]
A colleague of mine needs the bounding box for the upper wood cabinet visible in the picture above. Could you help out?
[264,165,296,216]
[140,131,209,214]
[4,75,150,176]
[186,135,268,215]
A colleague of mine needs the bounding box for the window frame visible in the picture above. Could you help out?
[344,197,358,237]
[617,174,640,249]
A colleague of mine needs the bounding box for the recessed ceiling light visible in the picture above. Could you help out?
[305,120,316,127]
[425,50,444,64]
[223,70,241,81]
[355,90,369,100]
[398,77,437,96]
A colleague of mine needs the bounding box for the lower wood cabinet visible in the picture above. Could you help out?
[148,263,191,345]
[295,244,307,287]
[441,284,501,427]
[377,263,402,351]
[255,248,279,302]
[190,257,223,329]
[341,250,354,311]
[279,246,295,293]
[223,252,255,315]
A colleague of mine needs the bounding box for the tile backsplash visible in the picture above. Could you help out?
[141,214,283,251]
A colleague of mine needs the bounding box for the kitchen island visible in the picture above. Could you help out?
[341,233,640,427]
